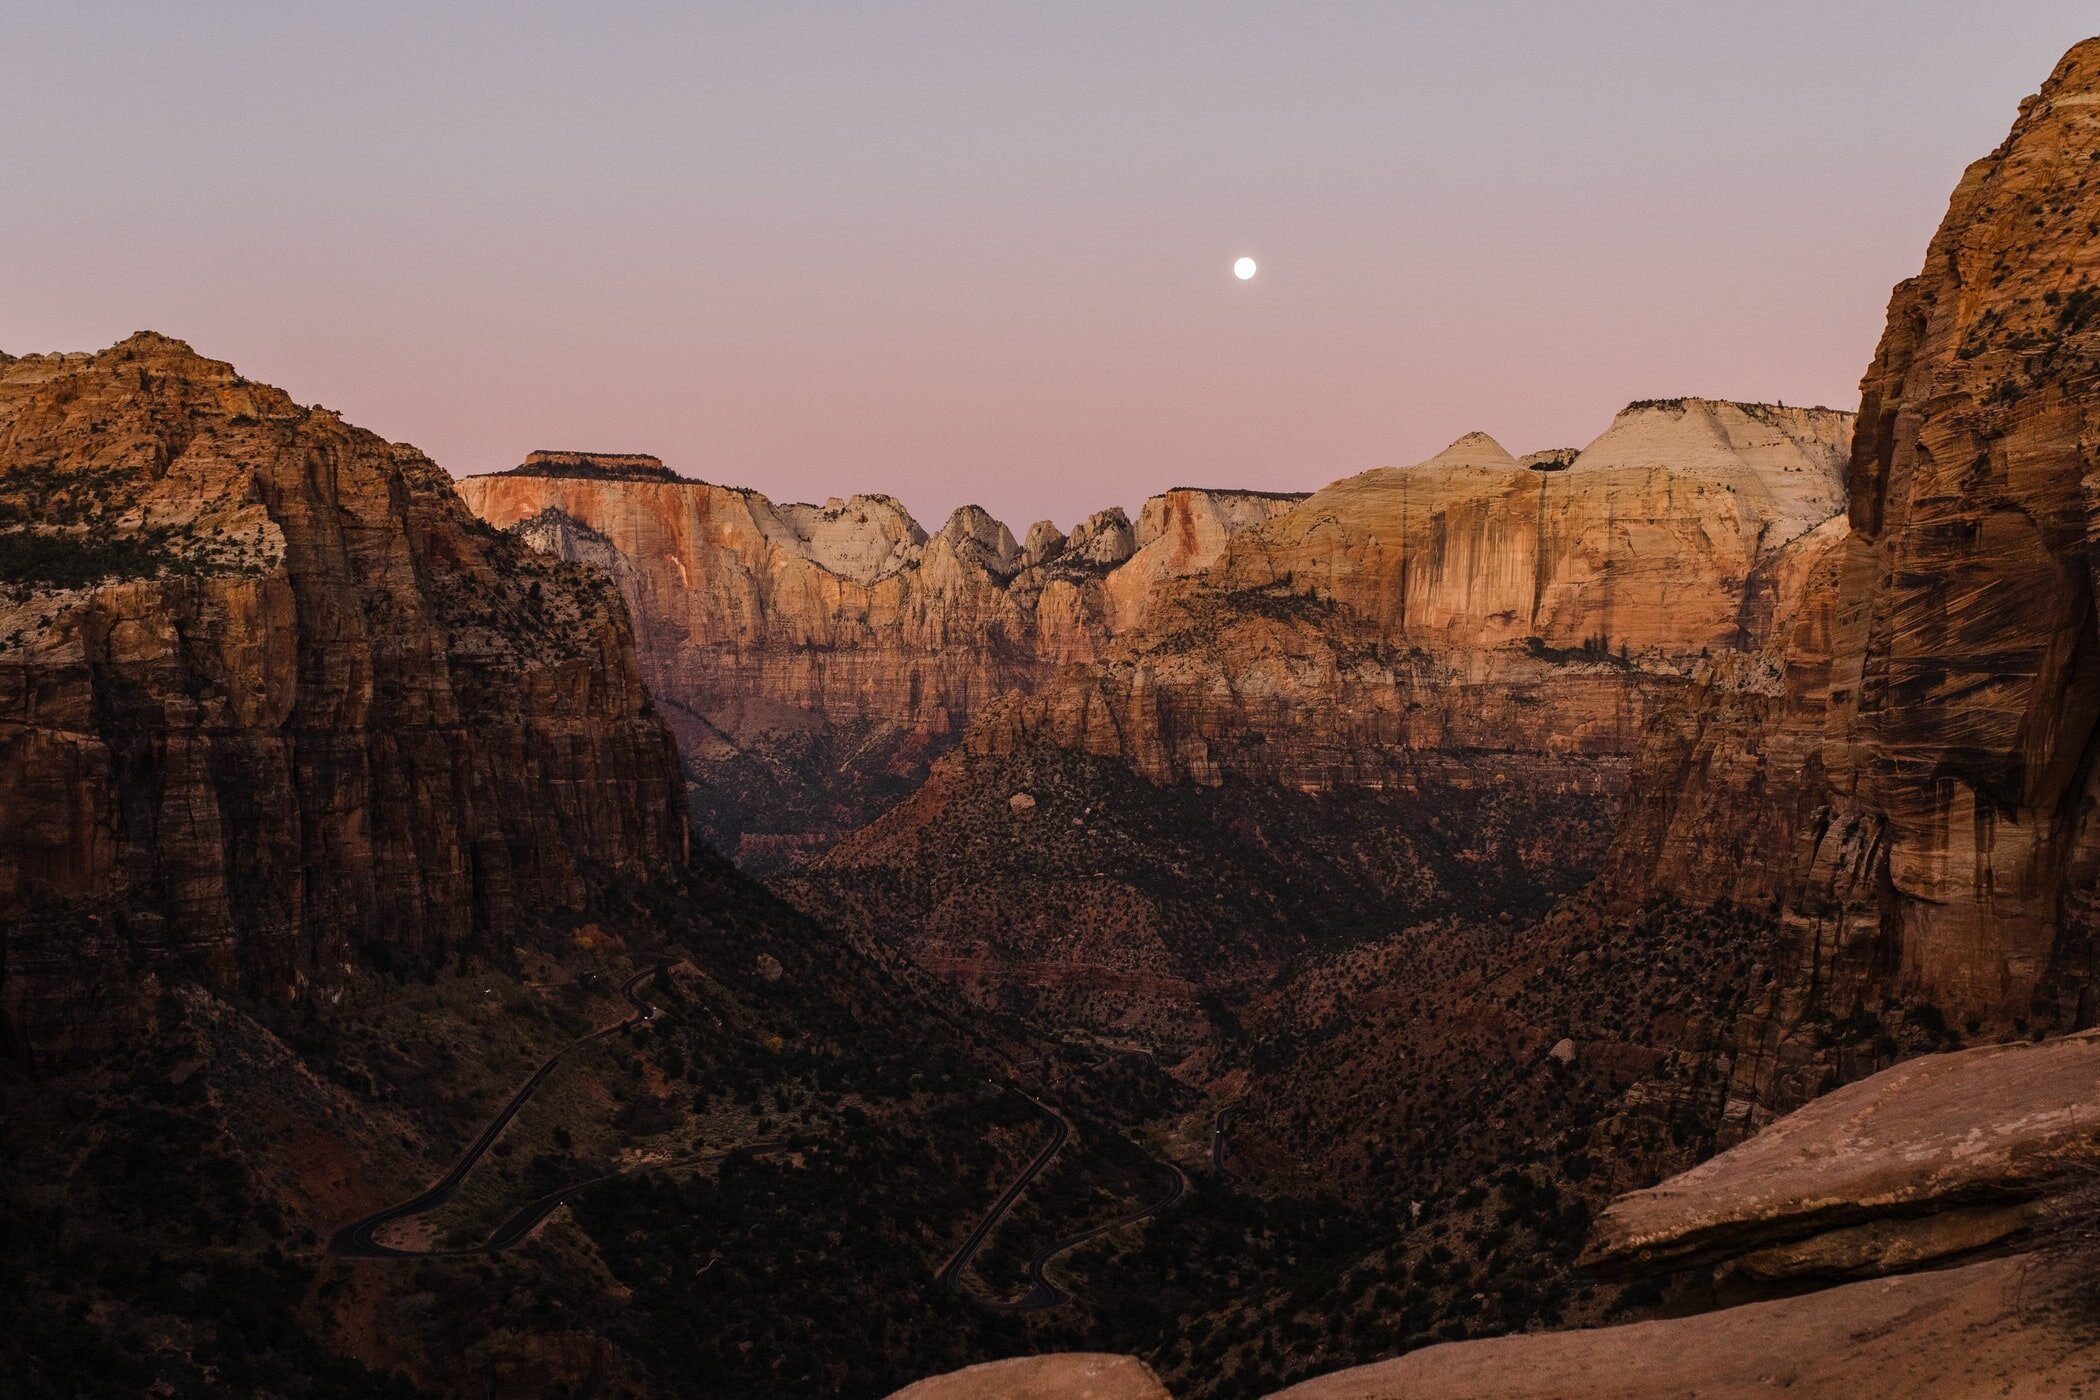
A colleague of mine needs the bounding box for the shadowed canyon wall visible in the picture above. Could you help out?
[0,335,688,1061]
[458,464,1302,864]
[1607,37,2100,1122]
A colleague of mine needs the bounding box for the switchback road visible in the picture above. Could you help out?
[938,1088,1187,1312]
[328,965,664,1259]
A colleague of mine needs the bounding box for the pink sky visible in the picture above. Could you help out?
[4,4,2095,531]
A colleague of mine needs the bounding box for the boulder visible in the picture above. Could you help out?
[887,1353,1170,1400]
[1270,1255,2100,1399]
[1585,1029,2100,1278]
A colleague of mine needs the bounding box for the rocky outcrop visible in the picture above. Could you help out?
[0,335,688,1061]
[974,404,1851,792]
[1269,1254,2100,1399]
[1605,39,2100,1101]
[1584,1028,2100,1281]
[457,470,1298,865]
[1280,1026,2100,1398]
[1103,489,1304,629]
[887,1354,1170,1400]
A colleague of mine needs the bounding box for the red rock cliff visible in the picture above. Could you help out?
[0,334,688,1059]
[1608,38,2100,1100]
[457,463,1297,862]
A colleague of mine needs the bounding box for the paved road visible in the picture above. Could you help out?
[987,1158,1188,1312]
[327,966,664,1259]
[934,1087,1069,1294]
[938,1087,1186,1312]
[1211,1106,1234,1178]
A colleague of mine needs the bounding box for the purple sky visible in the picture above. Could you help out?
[5,4,2094,531]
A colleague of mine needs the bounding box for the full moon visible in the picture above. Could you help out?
[1233,256,1257,280]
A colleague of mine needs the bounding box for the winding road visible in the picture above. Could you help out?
[937,1087,1187,1311]
[328,965,664,1259]
[332,971,1185,1301]
[934,1087,1069,1296]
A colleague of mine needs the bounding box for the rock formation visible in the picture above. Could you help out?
[1270,1255,2099,1398]
[887,1354,1170,1400]
[0,336,688,1061]
[784,406,1851,1042]
[1605,37,2100,1115]
[457,465,1298,864]
[971,401,1852,792]
[1585,1027,2100,1282]
[1275,1026,2100,1398]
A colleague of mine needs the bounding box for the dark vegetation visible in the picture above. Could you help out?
[0,527,185,588]
[0,460,261,592]
[485,453,683,483]
[782,745,1622,1050]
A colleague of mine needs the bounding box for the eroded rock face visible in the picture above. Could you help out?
[0,335,688,1060]
[456,470,1293,865]
[1584,1028,2100,1279]
[1104,488,1304,629]
[1605,38,2100,1093]
[1211,402,1851,660]
[976,405,1851,792]
[1269,1254,2100,1400]
[886,1354,1170,1400]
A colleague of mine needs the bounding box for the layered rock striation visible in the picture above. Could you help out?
[1605,38,2100,1109]
[458,462,1299,863]
[0,336,688,1060]
[785,405,1851,1042]
[972,401,1853,793]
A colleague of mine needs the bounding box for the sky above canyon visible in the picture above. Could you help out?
[4,3,2095,531]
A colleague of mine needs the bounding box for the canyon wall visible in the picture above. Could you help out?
[457,462,1299,863]
[971,401,1853,792]
[782,404,1853,1042]
[1607,37,2100,1115]
[0,334,688,1061]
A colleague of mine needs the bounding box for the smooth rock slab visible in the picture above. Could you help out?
[1585,1030,2100,1275]
[1269,1255,2100,1399]
[887,1354,1171,1400]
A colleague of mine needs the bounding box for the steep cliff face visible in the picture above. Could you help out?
[972,403,1852,791]
[785,406,1851,1042]
[1211,402,1850,659]
[457,466,1293,864]
[0,335,687,1060]
[1608,40,2100,1092]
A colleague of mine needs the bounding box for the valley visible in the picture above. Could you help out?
[7,29,2100,1400]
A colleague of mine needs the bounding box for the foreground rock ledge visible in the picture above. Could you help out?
[1584,1029,2100,1277]
[886,1353,1170,1400]
[1269,1255,2100,1399]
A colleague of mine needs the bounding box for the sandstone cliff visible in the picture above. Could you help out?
[0,335,688,1060]
[785,406,1850,1044]
[457,464,1296,863]
[970,402,1852,792]
[1605,38,2100,1107]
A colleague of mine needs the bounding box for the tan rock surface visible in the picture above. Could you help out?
[1586,1029,2100,1276]
[457,471,1298,862]
[1269,1254,2100,1399]
[1105,488,1304,629]
[888,1354,1171,1400]
[1603,38,2100,1108]
[977,405,1849,791]
[1211,403,1850,660]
